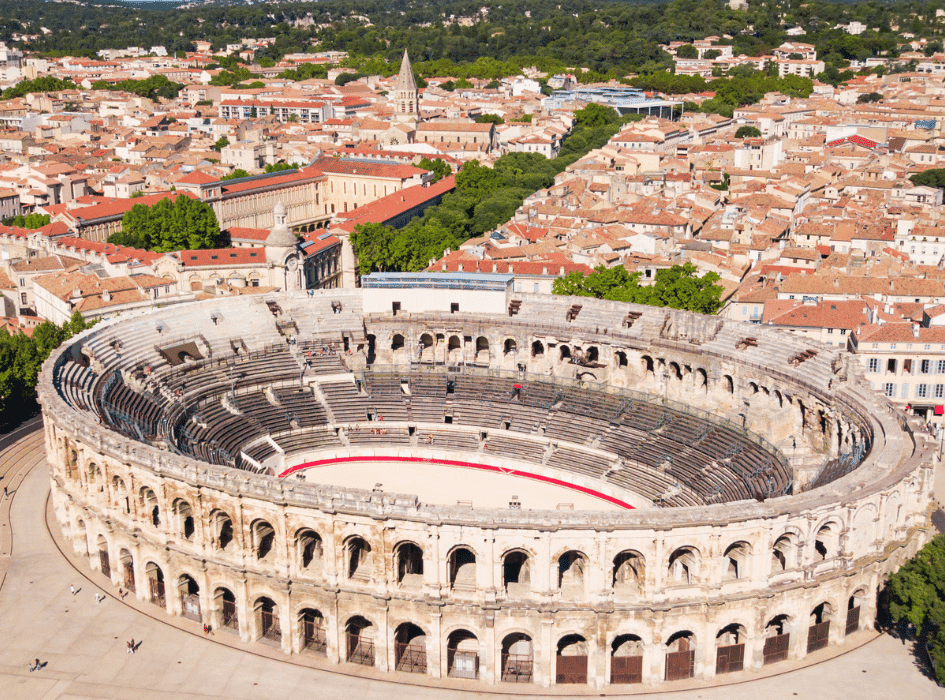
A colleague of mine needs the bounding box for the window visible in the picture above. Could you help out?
[904,359,914,374]
[922,359,932,374]
[20,292,26,304]
[918,384,929,398]
[868,358,879,373]
[828,328,834,334]
[887,358,897,373]
[939,360,945,374]
[936,384,944,399]
[901,383,910,399]
[884,383,895,397]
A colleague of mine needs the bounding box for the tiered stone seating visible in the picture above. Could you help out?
[482,434,547,464]
[273,427,343,453]
[320,381,372,423]
[347,426,411,446]
[414,428,479,452]
[274,387,326,427]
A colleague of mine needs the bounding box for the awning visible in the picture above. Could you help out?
[935,405,944,416]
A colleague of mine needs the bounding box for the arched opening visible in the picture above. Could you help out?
[723,542,751,581]
[667,546,699,585]
[366,334,377,364]
[641,355,654,375]
[254,597,280,642]
[345,616,375,666]
[447,629,479,679]
[178,574,201,621]
[615,351,628,367]
[447,335,462,362]
[418,333,434,361]
[715,623,746,674]
[119,548,135,593]
[586,346,599,363]
[556,634,588,684]
[665,631,695,681]
[96,534,110,577]
[613,551,645,595]
[475,336,489,363]
[611,634,644,684]
[501,632,533,683]
[173,499,195,540]
[763,615,792,665]
[448,547,477,590]
[145,562,165,608]
[557,550,588,593]
[346,536,373,580]
[696,368,708,390]
[773,389,783,407]
[299,608,327,653]
[252,520,275,561]
[504,338,517,355]
[771,533,797,572]
[391,334,406,361]
[394,622,427,674]
[395,542,424,586]
[814,522,839,561]
[807,602,833,653]
[724,375,734,394]
[211,510,234,551]
[297,529,323,572]
[215,587,237,630]
[559,345,572,362]
[846,589,866,636]
[502,550,531,595]
[140,488,159,527]
[668,361,682,380]
[74,518,88,556]
[111,476,127,510]
[87,463,102,491]
[531,340,544,357]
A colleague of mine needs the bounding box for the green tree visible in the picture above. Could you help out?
[910,169,945,191]
[475,113,504,125]
[703,49,721,60]
[2,76,76,99]
[857,92,883,103]
[734,125,762,138]
[265,162,303,173]
[112,195,220,252]
[213,136,229,152]
[455,160,503,198]
[2,213,50,229]
[417,157,451,182]
[349,221,395,275]
[221,169,251,180]
[676,44,699,59]
[573,103,619,129]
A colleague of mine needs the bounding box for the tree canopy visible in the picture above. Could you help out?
[90,74,182,100]
[2,76,76,99]
[887,534,945,685]
[553,263,725,315]
[910,169,945,191]
[734,125,762,138]
[0,311,95,420]
[2,213,50,229]
[417,157,451,183]
[108,195,220,252]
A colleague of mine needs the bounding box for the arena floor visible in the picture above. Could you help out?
[280,456,634,511]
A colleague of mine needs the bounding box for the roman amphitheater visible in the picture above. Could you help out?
[37,273,936,690]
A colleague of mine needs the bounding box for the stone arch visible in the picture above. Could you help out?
[145,561,166,607]
[723,541,751,580]
[446,628,480,679]
[668,361,682,381]
[475,336,490,363]
[773,389,784,407]
[531,340,544,357]
[251,519,276,561]
[556,549,588,592]
[560,345,572,362]
[172,498,195,540]
[296,527,323,572]
[724,374,734,394]
[448,545,477,589]
[345,535,373,580]
[615,350,628,368]
[771,530,800,572]
[214,586,238,630]
[641,354,654,375]
[299,607,327,653]
[447,335,462,362]
[846,588,868,635]
[177,573,201,621]
[140,487,159,527]
[504,338,517,355]
[586,346,599,363]
[209,509,234,551]
[611,633,644,684]
[345,615,376,666]
[763,613,794,665]
[95,534,110,577]
[74,518,88,556]
[500,632,534,683]
[695,367,708,391]
[391,334,406,362]
[253,596,281,642]
[502,549,532,595]
[808,601,833,653]
[813,519,841,561]
[667,546,700,585]
[613,550,645,594]
[394,622,428,674]
[715,623,747,674]
[883,492,902,538]
[119,548,135,592]
[394,541,424,586]
[851,504,878,552]
[664,630,696,681]
[555,633,589,684]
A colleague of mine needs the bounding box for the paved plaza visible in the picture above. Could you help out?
[0,422,942,700]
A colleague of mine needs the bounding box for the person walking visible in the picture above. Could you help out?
[94,592,104,604]
[70,584,76,596]
[126,640,134,654]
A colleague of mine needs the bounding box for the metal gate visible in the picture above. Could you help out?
[346,632,374,666]
[763,633,790,665]
[123,561,135,593]
[845,606,860,636]
[302,619,327,653]
[221,600,238,629]
[181,592,201,622]
[665,649,695,681]
[715,643,745,674]
[260,609,281,641]
[556,655,587,684]
[611,655,643,684]
[807,621,830,654]
[149,577,165,608]
[501,653,533,683]
[447,650,478,679]
[395,642,427,674]
[99,550,110,578]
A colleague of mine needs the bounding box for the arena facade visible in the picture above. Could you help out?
[39,273,936,689]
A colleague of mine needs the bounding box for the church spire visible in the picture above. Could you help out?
[396,50,417,92]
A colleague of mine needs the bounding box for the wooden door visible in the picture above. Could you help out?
[716,643,745,674]
[555,655,587,684]
[611,655,643,684]
[763,633,790,665]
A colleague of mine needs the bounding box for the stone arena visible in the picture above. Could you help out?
[37,275,936,690]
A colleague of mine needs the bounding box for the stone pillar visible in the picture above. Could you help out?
[428,611,442,679]
[327,596,341,664]
[482,612,497,685]
[537,616,553,687]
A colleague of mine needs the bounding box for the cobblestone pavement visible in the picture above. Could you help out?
[0,422,941,700]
